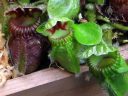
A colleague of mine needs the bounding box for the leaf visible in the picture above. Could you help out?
[2,17,10,39]
[96,0,105,5]
[18,0,30,4]
[115,56,128,73]
[47,0,80,18]
[78,40,116,59]
[50,42,80,73]
[72,22,103,45]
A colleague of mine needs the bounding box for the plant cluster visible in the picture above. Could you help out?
[1,0,128,95]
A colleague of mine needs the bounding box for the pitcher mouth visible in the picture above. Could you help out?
[9,18,40,35]
[11,16,37,26]
[48,21,70,38]
[6,7,42,36]
[89,51,121,75]
[6,7,42,26]
[50,31,72,46]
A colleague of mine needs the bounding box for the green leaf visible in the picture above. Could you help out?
[50,42,80,73]
[115,56,128,73]
[18,0,30,4]
[2,17,10,39]
[47,0,80,18]
[72,22,102,45]
[78,40,116,59]
[87,0,104,4]
[96,0,105,5]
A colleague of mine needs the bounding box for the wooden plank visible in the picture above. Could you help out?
[6,71,106,96]
[49,79,108,96]
[0,66,89,96]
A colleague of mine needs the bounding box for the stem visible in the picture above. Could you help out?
[97,16,110,23]
[112,23,128,31]
[97,15,128,31]
[86,4,96,22]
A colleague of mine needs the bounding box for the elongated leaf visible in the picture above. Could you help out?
[72,22,102,45]
[47,0,80,18]
[51,42,80,73]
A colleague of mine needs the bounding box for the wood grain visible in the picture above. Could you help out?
[0,66,89,96]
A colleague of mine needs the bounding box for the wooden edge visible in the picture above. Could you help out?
[0,45,127,96]
[0,66,88,96]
